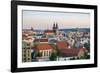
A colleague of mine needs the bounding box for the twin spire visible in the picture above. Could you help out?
[53,22,58,30]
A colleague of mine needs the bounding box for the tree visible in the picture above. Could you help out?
[36,51,42,57]
[31,51,35,59]
[77,52,90,59]
[49,51,57,61]
[73,42,77,48]
[83,52,90,59]
[84,42,90,52]
[56,49,60,56]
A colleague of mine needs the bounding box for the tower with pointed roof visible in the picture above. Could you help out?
[53,22,55,30]
[53,22,58,35]
[56,22,58,30]
[31,27,34,31]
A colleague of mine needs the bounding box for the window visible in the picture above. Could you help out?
[28,54,30,57]
[24,54,26,57]
[44,51,46,56]
[24,58,26,62]
[28,50,29,53]
[28,58,30,60]
[46,51,48,56]
[49,51,51,56]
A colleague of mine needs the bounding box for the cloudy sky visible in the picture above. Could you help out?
[22,10,90,30]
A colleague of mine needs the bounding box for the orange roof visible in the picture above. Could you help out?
[60,48,86,57]
[36,44,52,50]
[56,41,69,49]
[34,38,48,42]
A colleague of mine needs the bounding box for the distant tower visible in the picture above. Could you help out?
[31,27,34,31]
[56,22,58,29]
[56,22,58,35]
[53,22,58,34]
[53,22,56,30]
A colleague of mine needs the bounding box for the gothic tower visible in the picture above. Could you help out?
[53,22,56,30]
[53,22,58,34]
[56,22,58,30]
[31,27,34,31]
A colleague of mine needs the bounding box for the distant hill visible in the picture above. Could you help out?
[32,28,90,33]
[59,28,90,33]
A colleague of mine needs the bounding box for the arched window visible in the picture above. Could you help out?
[44,51,46,56]
[47,51,48,56]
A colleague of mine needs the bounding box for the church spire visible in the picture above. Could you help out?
[31,27,34,31]
[53,22,55,29]
[56,22,58,29]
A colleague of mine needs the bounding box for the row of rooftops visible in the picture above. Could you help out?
[22,35,87,51]
[22,37,87,57]
[31,41,87,57]
[60,48,86,57]
[33,44,52,50]
[32,41,86,51]
[34,38,48,42]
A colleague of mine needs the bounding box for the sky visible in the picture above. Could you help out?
[22,10,90,30]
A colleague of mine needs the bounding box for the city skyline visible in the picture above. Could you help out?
[22,10,90,30]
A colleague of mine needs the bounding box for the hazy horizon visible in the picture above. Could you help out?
[22,10,90,30]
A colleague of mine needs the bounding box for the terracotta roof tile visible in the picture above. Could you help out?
[60,48,86,57]
[56,41,69,49]
[36,44,52,50]
[34,38,48,42]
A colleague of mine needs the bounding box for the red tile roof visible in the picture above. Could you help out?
[34,38,48,42]
[56,41,69,49]
[60,48,86,57]
[36,44,52,50]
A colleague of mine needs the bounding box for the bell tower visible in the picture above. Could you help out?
[53,22,58,34]
[56,22,58,30]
